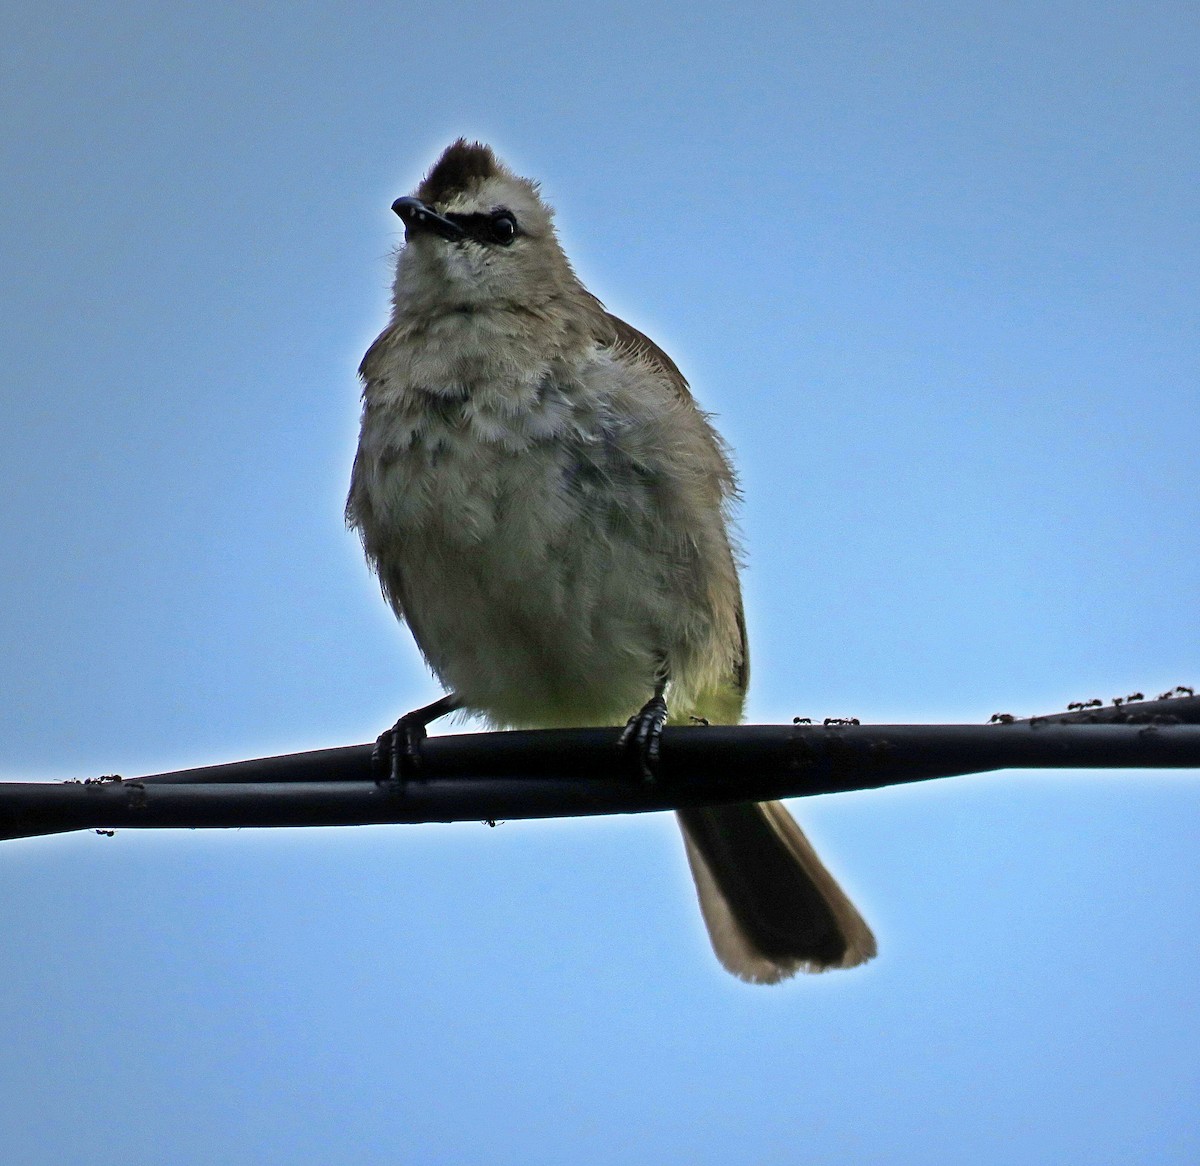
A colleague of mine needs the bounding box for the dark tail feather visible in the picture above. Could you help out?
[676,801,876,983]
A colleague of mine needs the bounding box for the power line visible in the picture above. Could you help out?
[2,693,1197,842]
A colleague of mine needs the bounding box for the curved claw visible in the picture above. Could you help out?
[619,692,669,783]
[372,693,462,786]
[373,717,429,785]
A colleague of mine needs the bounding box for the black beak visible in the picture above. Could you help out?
[392,196,465,241]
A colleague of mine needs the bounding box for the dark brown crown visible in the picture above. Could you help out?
[416,140,501,207]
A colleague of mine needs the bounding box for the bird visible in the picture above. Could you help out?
[346,139,876,982]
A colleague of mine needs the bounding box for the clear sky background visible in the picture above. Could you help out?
[2,2,1197,1162]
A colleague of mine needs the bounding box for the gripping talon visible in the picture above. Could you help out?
[373,718,427,785]
[619,692,669,783]
[372,693,462,786]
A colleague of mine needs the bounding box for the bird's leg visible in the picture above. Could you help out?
[373,693,463,785]
[619,669,669,783]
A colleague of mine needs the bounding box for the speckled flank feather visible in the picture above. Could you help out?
[347,139,875,980]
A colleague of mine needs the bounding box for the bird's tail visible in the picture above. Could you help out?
[676,801,876,982]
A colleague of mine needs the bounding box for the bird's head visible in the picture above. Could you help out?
[389,139,578,315]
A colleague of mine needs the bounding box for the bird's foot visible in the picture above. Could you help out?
[618,692,668,783]
[373,716,428,785]
[372,694,461,786]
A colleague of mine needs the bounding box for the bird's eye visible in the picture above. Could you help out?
[490,213,517,245]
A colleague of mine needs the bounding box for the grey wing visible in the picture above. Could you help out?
[592,307,750,702]
[346,331,423,642]
[593,307,694,404]
[734,599,750,697]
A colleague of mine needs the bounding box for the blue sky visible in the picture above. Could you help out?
[1,2,1197,1162]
